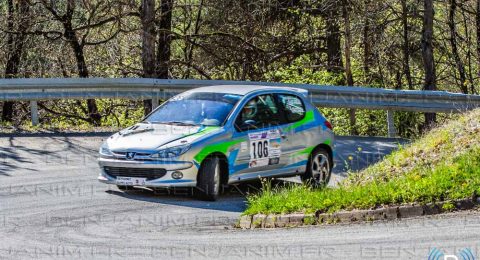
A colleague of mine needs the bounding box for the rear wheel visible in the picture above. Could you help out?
[195,157,221,201]
[301,148,332,187]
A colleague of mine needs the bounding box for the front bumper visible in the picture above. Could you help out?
[97,157,198,188]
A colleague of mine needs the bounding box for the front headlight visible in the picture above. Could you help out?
[99,142,113,157]
[151,144,190,159]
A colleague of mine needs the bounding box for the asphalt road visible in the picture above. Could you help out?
[1,133,479,259]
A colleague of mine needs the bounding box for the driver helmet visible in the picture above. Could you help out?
[243,100,257,119]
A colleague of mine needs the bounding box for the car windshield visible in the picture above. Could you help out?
[145,92,242,126]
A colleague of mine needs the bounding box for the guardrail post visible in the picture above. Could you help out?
[151,87,161,109]
[387,110,396,137]
[30,101,39,126]
[152,98,159,109]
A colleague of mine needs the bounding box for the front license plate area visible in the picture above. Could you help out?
[116,177,146,186]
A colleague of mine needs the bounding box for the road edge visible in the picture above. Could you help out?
[236,197,480,229]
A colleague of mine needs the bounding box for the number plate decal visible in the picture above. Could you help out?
[116,177,147,186]
[248,129,281,168]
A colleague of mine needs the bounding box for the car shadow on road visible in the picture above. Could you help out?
[104,179,298,213]
[106,188,248,213]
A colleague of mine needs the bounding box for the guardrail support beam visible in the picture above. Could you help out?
[30,101,39,126]
[387,110,396,137]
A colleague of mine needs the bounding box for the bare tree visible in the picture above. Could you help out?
[2,0,30,122]
[184,0,204,79]
[141,0,156,115]
[39,0,100,125]
[476,0,480,92]
[343,0,357,135]
[325,1,343,72]
[422,0,437,126]
[401,0,413,90]
[156,0,174,79]
[35,0,137,125]
[362,0,373,83]
[448,0,467,93]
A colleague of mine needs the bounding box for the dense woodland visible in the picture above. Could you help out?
[1,0,479,137]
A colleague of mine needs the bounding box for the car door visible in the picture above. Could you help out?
[275,93,309,167]
[230,94,287,178]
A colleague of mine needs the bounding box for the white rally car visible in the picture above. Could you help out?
[98,85,335,200]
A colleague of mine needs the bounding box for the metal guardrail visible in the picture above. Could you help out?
[1,78,480,137]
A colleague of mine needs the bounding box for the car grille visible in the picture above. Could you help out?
[111,151,153,160]
[104,167,167,180]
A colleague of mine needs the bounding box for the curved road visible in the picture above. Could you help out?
[1,133,479,259]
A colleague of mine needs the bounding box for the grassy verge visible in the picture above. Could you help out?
[244,109,480,215]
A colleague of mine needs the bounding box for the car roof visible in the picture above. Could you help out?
[186,85,308,96]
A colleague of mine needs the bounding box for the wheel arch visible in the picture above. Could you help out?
[198,152,229,185]
[310,143,334,166]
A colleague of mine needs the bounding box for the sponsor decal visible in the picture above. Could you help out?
[248,129,281,168]
[240,142,248,152]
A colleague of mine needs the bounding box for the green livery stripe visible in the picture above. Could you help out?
[188,126,220,138]
[290,139,332,157]
[324,139,331,146]
[284,110,315,132]
[294,146,316,157]
[194,138,245,163]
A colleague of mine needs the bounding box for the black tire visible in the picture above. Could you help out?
[195,157,221,201]
[301,147,332,187]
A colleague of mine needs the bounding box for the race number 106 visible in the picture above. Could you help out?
[250,140,269,159]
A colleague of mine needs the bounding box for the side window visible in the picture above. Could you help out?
[235,94,283,131]
[278,94,306,122]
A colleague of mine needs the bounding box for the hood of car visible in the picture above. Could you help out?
[106,123,220,151]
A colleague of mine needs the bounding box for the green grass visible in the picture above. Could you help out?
[244,109,480,215]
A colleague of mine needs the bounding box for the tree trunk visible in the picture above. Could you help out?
[476,0,480,93]
[422,0,437,126]
[343,1,353,86]
[2,0,30,122]
[448,0,467,94]
[156,0,174,79]
[325,2,343,73]
[141,0,156,115]
[185,0,204,79]
[401,0,413,90]
[343,0,357,135]
[461,7,475,94]
[362,0,373,83]
[63,20,101,125]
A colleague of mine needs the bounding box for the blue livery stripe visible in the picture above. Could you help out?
[152,179,194,183]
[286,160,308,168]
[231,163,249,174]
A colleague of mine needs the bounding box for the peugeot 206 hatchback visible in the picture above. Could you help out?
[98,85,335,201]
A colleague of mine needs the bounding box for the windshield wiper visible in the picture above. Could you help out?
[153,121,198,126]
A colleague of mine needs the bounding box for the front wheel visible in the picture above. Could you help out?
[301,148,332,187]
[195,157,221,201]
